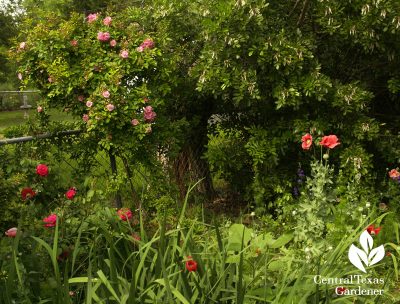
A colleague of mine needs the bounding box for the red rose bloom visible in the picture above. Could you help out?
[36,164,49,177]
[117,208,132,221]
[320,135,340,149]
[65,188,77,200]
[301,133,313,150]
[366,224,381,236]
[43,214,57,228]
[185,257,198,272]
[21,187,36,200]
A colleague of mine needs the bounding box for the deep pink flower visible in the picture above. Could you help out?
[106,104,115,111]
[86,101,93,107]
[21,187,36,200]
[82,114,89,122]
[65,188,77,200]
[70,40,78,47]
[43,214,57,228]
[5,227,17,238]
[117,208,132,221]
[142,38,155,49]
[103,16,112,26]
[110,39,117,47]
[131,119,139,126]
[97,32,110,42]
[102,90,110,98]
[36,164,49,177]
[87,13,98,23]
[120,50,129,59]
[37,106,43,113]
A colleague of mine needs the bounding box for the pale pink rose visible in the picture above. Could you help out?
[103,16,112,26]
[136,46,144,52]
[110,39,117,47]
[142,38,155,49]
[70,40,78,47]
[97,32,110,42]
[86,101,93,107]
[5,227,17,238]
[82,114,89,122]
[106,104,115,111]
[17,73,23,80]
[143,105,156,122]
[48,77,53,83]
[37,106,43,113]
[78,95,84,102]
[87,13,98,23]
[131,119,139,126]
[19,42,26,49]
[120,50,129,59]
[102,90,110,98]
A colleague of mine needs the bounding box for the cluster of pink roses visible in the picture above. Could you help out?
[301,134,340,150]
[137,38,155,52]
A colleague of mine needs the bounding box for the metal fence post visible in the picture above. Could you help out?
[109,150,122,208]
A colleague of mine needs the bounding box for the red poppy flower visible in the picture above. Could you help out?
[185,257,198,272]
[366,224,381,236]
[21,187,36,200]
[36,164,49,177]
[320,135,340,149]
[43,214,57,228]
[301,134,313,150]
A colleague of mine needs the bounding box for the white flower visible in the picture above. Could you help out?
[365,202,371,208]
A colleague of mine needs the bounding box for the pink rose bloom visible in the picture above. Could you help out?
[43,214,57,228]
[70,40,78,47]
[102,90,110,98]
[82,114,89,122]
[37,106,43,113]
[48,77,53,83]
[17,73,23,80]
[78,95,84,102]
[106,103,115,111]
[143,105,156,122]
[120,50,129,59]
[110,39,117,47]
[97,32,110,42]
[5,227,18,238]
[103,16,112,26]
[136,46,144,52]
[87,13,98,23]
[36,164,49,177]
[142,38,155,49]
[131,119,139,126]
[86,101,93,107]
[19,42,26,49]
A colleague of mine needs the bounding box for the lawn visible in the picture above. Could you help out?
[0,109,76,137]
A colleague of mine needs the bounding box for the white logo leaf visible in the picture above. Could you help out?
[368,245,385,266]
[359,230,373,254]
[348,244,368,273]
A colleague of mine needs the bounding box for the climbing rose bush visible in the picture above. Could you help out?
[12,12,162,151]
